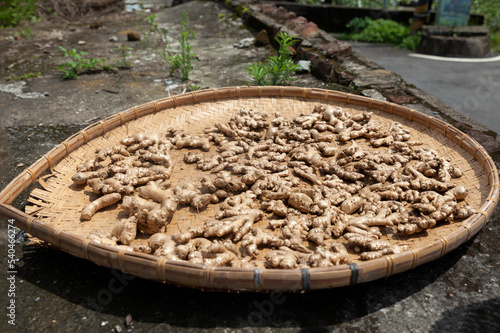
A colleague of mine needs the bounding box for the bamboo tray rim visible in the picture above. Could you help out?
[0,86,498,292]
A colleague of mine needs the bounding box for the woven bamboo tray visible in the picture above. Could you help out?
[0,86,498,292]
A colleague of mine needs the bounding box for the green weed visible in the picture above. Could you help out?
[189,83,202,91]
[115,44,133,68]
[136,11,164,57]
[162,11,196,80]
[137,10,196,80]
[57,46,111,79]
[144,14,160,48]
[12,27,32,39]
[8,71,41,81]
[246,31,300,86]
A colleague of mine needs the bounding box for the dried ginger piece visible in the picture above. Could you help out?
[305,243,349,267]
[111,217,137,245]
[121,181,178,234]
[241,228,284,256]
[81,193,122,220]
[266,248,300,269]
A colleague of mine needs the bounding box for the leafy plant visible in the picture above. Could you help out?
[246,32,300,86]
[491,31,500,53]
[471,0,500,51]
[8,71,41,81]
[399,34,421,52]
[246,63,269,86]
[471,0,500,32]
[162,11,196,80]
[351,18,407,44]
[346,17,370,34]
[135,11,166,55]
[143,13,159,48]
[0,0,38,28]
[12,27,32,39]
[57,46,109,79]
[115,44,133,68]
[136,10,166,63]
[340,17,420,51]
[136,9,197,80]
[189,83,202,91]
[295,0,324,4]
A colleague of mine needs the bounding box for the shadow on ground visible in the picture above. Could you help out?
[429,297,500,333]
[14,234,471,330]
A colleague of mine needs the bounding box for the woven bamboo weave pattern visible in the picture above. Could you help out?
[0,86,497,291]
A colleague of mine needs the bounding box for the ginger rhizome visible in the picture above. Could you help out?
[78,104,475,268]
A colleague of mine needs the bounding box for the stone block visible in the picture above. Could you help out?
[255,29,270,46]
[294,21,321,39]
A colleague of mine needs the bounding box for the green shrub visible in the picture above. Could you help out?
[295,0,324,4]
[345,18,408,44]
[471,0,500,51]
[471,0,500,32]
[399,34,421,52]
[0,0,38,28]
[346,17,370,34]
[491,31,500,53]
[341,17,420,51]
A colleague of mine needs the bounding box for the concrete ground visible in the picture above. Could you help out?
[0,1,499,332]
[348,41,500,134]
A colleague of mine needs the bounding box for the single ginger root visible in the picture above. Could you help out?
[111,217,138,245]
[81,192,122,220]
[346,234,409,260]
[121,181,178,234]
[305,243,349,267]
[204,210,263,241]
[173,182,218,210]
[148,233,180,260]
[266,248,300,269]
[241,228,284,256]
[172,133,211,151]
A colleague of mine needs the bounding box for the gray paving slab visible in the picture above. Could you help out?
[348,41,500,134]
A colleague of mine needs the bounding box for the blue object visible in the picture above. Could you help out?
[436,0,472,27]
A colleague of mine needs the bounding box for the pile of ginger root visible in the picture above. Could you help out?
[76,104,476,269]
